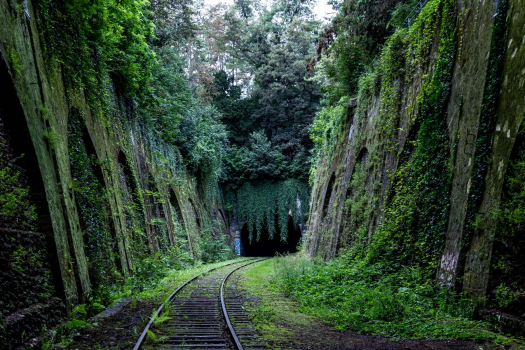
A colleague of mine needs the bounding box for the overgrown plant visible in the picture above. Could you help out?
[272,254,492,340]
[68,108,120,290]
[0,158,37,229]
[227,179,309,242]
[311,0,458,277]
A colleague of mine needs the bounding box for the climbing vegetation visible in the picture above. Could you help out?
[291,0,525,342]
[491,122,525,313]
[0,159,37,229]
[464,0,509,242]
[226,179,309,242]
[29,0,234,314]
[38,0,156,99]
[37,0,226,190]
[0,137,37,228]
[69,109,120,288]
[369,0,457,275]
[312,0,457,277]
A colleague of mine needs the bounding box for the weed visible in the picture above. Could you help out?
[252,304,276,323]
[43,130,61,151]
[146,330,158,343]
[152,304,171,326]
[272,254,500,341]
[146,329,167,344]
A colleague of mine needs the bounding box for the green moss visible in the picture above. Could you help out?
[464,0,509,240]
[0,156,37,228]
[68,108,120,292]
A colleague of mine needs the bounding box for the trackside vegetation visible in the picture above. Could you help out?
[272,254,523,345]
[2,0,525,346]
[41,258,250,349]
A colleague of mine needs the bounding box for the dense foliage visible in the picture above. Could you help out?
[201,0,319,239]
[0,127,37,229]
[313,0,419,101]
[37,0,226,190]
[32,0,235,308]
[32,0,319,304]
[68,109,119,289]
[303,0,523,340]
[0,158,37,229]
[213,0,321,179]
[235,179,309,241]
[4,0,524,345]
[272,254,498,340]
[371,0,457,275]
[491,125,525,314]
[311,0,457,276]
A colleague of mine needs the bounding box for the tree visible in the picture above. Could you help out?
[252,18,320,172]
[215,0,321,182]
[213,70,259,146]
[150,0,197,46]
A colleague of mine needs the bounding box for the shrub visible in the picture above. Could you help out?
[272,253,491,340]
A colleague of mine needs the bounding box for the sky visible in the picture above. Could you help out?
[202,0,335,22]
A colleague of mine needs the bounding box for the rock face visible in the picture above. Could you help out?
[306,0,525,305]
[0,0,228,346]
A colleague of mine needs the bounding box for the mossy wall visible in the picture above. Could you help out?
[306,0,525,307]
[0,60,65,347]
[0,0,229,346]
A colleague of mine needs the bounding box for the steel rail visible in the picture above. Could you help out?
[133,258,256,350]
[220,258,267,350]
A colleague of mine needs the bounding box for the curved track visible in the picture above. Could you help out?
[221,264,268,350]
[134,259,267,350]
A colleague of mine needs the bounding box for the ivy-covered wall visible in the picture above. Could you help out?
[0,0,229,346]
[306,0,525,310]
[0,55,65,348]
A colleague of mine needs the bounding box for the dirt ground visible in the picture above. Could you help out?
[65,299,157,350]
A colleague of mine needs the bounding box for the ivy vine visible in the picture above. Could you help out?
[228,179,309,242]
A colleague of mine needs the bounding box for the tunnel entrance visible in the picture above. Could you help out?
[239,216,302,257]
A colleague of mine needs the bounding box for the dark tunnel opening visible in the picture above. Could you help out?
[240,216,302,257]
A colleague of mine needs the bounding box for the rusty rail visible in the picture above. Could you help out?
[220,259,266,350]
[133,258,263,350]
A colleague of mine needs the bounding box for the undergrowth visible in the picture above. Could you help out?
[271,254,500,341]
[41,257,249,349]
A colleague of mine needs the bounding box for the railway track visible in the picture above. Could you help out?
[134,259,268,350]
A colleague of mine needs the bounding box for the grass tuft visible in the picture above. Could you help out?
[271,254,524,344]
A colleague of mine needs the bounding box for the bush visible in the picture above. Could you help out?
[199,229,234,264]
[272,253,492,339]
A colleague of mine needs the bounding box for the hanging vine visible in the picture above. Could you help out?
[228,179,309,242]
